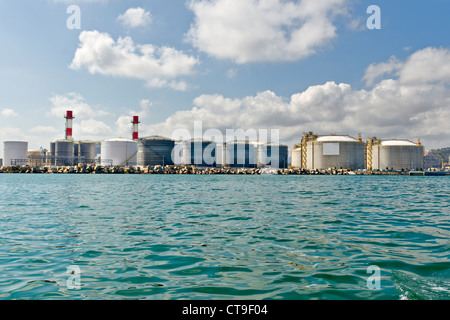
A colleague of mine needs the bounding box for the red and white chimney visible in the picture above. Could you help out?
[132,116,140,140]
[64,110,74,140]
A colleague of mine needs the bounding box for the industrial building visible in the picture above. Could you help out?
[137,136,175,167]
[101,138,137,166]
[181,139,216,167]
[256,142,289,169]
[221,141,258,168]
[0,109,440,173]
[3,141,28,166]
[291,145,302,168]
[366,138,424,171]
[300,133,365,170]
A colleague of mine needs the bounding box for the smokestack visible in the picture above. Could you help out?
[64,110,74,140]
[132,116,140,140]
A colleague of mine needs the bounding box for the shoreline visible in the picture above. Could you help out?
[0,164,447,175]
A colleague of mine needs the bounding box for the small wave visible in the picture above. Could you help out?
[391,270,450,300]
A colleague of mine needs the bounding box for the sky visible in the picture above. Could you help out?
[0,0,449,152]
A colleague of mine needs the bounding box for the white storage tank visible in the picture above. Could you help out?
[291,146,302,168]
[305,135,365,170]
[3,141,28,166]
[101,138,137,166]
[369,139,424,171]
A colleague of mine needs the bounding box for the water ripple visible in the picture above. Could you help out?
[0,174,448,299]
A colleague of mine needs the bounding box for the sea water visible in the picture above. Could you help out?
[0,174,448,300]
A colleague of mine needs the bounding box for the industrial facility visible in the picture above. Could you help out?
[0,111,445,173]
[138,136,175,167]
[366,138,424,171]
[181,139,216,167]
[295,133,365,170]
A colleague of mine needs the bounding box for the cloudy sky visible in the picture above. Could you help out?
[0,0,449,151]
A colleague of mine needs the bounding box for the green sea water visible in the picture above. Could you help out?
[0,174,448,300]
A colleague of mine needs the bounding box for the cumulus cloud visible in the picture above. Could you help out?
[142,47,450,149]
[49,92,110,119]
[29,126,58,134]
[70,30,199,91]
[186,0,347,63]
[1,108,18,117]
[115,99,152,138]
[118,7,151,29]
[53,0,108,3]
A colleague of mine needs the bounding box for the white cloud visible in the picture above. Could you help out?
[115,99,152,138]
[142,47,450,149]
[1,108,18,117]
[364,47,450,87]
[118,7,151,29]
[186,0,347,63]
[74,119,112,138]
[70,30,199,91]
[53,0,109,3]
[29,126,58,134]
[49,92,110,119]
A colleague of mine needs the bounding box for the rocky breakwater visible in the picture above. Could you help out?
[0,164,408,175]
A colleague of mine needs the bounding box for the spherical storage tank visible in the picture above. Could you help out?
[3,141,28,166]
[101,138,137,166]
[305,135,365,170]
[137,136,175,166]
[55,140,74,166]
[181,139,216,167]
[369,139,424,170]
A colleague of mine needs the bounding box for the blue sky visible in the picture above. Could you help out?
[1,0,449,151]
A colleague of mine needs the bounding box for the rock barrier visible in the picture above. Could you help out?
[0,164,414,175]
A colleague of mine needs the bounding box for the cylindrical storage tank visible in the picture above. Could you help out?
[137,136,175,166]
[181,139,216,167]
[50,142,56,165]
[55,140,74,166]
[370,140,424,171]
[224,141,257,168]
[256,143,289,168]
[79,142,96,164]
[291,146,302,168]
[27,150,42,167]
[3,141,28,166]
[101,138,137,166]
[73,143,79,157]
[306,135,365,170]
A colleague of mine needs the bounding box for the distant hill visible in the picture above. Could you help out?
[430,147,450,165]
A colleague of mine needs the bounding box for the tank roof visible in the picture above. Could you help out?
[316,135,359,142]
[104,138,136,142]
[141,135,173,141]
[380,140,419,146]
